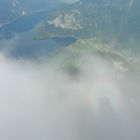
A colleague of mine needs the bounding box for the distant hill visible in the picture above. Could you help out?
[0,0,60,24]
[34,0,140,50]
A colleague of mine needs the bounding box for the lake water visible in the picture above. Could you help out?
[0,11,76,58]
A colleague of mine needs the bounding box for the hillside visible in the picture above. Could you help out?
[35,0,140,51]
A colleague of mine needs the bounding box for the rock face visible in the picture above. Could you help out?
[47,10,82,30]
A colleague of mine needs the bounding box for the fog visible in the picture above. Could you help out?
[0,42,140,140]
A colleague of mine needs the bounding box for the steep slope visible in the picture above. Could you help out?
[0,0,61,25]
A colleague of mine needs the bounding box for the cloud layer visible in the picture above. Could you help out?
[0,48,139,140]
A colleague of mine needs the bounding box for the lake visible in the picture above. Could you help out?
[0,10,76,58]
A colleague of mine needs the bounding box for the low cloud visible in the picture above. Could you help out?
[0,46,139,140]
